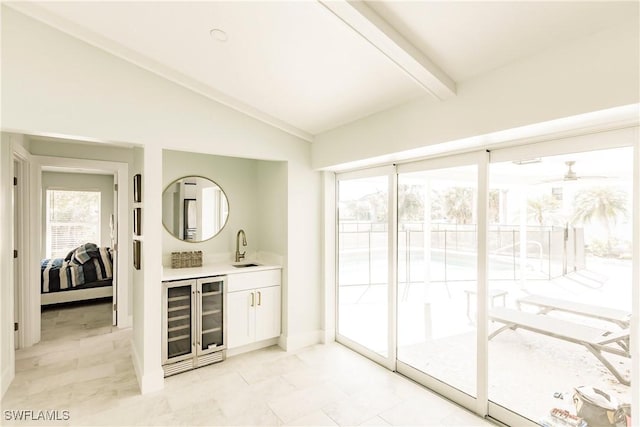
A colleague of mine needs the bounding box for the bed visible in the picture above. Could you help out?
[41,243,114,306]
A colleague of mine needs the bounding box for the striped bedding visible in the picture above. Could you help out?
[41,244,113,293]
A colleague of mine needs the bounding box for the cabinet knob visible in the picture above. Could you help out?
[257,291,262,306]
[251,292,255,307]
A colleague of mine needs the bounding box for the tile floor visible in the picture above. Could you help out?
[2,300,494,426]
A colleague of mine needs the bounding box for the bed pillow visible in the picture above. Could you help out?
[70,243,100,264]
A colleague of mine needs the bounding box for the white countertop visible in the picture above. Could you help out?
[162,262,281,282]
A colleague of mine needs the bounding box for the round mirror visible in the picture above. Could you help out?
[162,176,229,242]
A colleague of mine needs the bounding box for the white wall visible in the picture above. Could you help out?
[284,156,322,346]
[29,138,135,165]
[1,6,321,393]
[313,21,640,169]
[257,160,288,257]
[131,147,147,391]
[41,171,114,258]
[163,150,288,264]
[0,134,15,397]
[163,150,255,261]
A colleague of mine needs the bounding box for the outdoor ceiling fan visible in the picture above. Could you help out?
[541,160,610,183]
[563,161,579,181]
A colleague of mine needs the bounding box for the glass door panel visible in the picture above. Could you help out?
[488,146,633,423]
[199,279,224,353]
[338,175,389,357]
[167,284,193,360]
[397,164,478,397]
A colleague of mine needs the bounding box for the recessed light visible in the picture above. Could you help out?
[209,28,228,42]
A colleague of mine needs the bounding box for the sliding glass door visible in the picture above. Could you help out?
[396,156,479,401]
[487,144,634,425]
[336,167,394,364]
[335,128,637,426]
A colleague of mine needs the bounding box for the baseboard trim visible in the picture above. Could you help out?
[130,339,164,394]
[1,362,15,399]
[279,330,323,352]
[227,338,280,358]
[120,314,133,329]
[320,329,335,344]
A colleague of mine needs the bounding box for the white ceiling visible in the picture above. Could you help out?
[7,1,638,140]
[367,1,637,82]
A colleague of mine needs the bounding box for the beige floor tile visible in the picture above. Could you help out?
[322,387,403,426]
[378,394,464,426]
[267,383,350,424]
[2,301,491,427]
[285,410,339,426]
[358,415,392,426]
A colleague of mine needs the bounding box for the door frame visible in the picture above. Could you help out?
[395,150,489,415]
[335,165,398,371]
[12,143,35,348]
[28,156,131,339]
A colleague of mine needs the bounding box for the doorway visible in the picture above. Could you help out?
[40,172,117,340]
[18,155,130,348]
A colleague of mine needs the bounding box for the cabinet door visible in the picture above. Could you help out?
[227,290,255,349]
[255,286,281,342]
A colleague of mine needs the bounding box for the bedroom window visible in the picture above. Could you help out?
[46,189,101,258]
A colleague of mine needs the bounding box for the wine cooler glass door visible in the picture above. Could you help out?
[166,283,194,362]
[198,279,224,354]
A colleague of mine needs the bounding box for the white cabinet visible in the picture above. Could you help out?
[227,290,253,348]
[255,285,281,341]
[227,269,281,349]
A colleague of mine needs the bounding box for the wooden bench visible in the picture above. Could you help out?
[489,307,630,385]
[517,295,630,328]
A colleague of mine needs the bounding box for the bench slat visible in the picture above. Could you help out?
[518,295,630,324]
[490,307,610,344]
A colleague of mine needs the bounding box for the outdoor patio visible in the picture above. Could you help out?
[339,253,632,423]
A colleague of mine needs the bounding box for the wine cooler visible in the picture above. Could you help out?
[162,276,226,376]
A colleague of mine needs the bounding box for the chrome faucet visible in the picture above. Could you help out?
[235,229,247,262]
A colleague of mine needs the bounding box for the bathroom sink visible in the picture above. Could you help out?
[232,263,261,268]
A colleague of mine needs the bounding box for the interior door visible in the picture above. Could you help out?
[13,160,20,349]
[110,212,117,326]
[111,174,118,326]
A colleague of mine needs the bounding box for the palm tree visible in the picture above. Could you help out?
[443,187,474,224]
[571,186,628,250]
[398,184,424,222]
[527,194,560,226]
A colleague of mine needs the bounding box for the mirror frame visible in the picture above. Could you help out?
[162,175,230,243]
